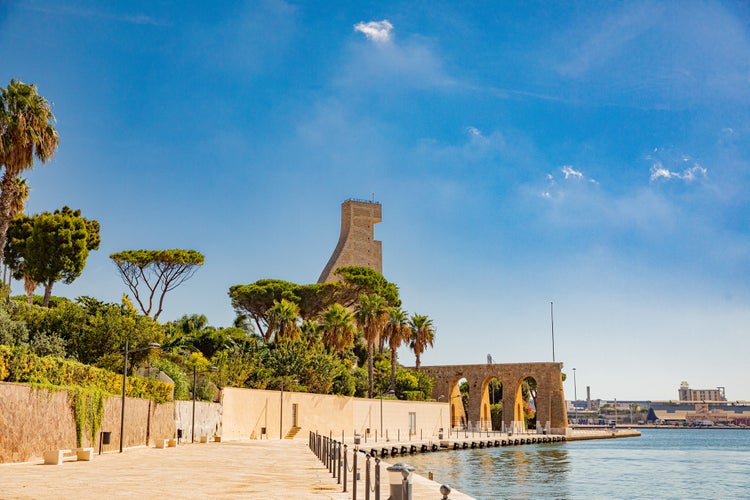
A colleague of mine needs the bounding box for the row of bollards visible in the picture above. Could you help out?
[309,431,452,499]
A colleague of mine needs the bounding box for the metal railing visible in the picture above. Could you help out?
[310,431,431,500]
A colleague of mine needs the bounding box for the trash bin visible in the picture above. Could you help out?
[387,462,415,500]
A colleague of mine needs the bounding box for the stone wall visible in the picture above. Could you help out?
[221,387,446,441]
[174,400,223,442]
[0,382,176,463]
[353,397,447,440]
[0,383,77,463]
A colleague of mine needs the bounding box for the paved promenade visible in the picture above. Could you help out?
[0,439,472,499]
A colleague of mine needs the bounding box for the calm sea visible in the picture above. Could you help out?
[402,429,750,499]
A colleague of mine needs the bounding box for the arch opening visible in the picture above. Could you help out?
[488,377,503,430]
[448,377,469,430]
[511,375,538,433]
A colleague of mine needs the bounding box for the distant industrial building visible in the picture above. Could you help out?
[678,381,726,402]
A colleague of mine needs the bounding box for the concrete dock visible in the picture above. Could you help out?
[0,438,471,499]
[0,429,638,499]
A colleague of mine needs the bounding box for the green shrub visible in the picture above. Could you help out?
[0,345,172,402]
[150,358,189,400]
[403,391,425,401]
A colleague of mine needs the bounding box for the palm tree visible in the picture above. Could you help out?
[322,303,355,353]
[300,319,323,347]
[354,293,389,398]
[409,314,435,370]
[0,80,59,259]
[383,306,410,393]
[267,299,300,343]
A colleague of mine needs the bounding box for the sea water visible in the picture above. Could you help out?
[401,429,750,499]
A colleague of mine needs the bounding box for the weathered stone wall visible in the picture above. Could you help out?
[0,382,176,462]
[174,400,222,441]
[97,397,175,453]
[318,199,383,283]
[0,383,77,463]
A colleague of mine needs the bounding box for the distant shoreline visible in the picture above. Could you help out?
[575,424,749,431]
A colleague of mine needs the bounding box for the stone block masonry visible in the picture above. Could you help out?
[318,199,382,283]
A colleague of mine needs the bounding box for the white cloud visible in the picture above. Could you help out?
[539,165,599,200]
[354,20,394,43]
[649,161,708,182]
[338,24,449,92]
[561,165,584,179]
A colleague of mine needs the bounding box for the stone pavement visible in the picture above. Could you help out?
[0,439,472,499]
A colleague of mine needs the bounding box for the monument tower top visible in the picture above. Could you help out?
[317,199,382,283]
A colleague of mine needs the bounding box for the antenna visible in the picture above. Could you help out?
[550,301,556,362]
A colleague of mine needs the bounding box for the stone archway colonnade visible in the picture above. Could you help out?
[420,362,568,435]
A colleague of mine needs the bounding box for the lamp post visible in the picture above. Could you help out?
[380,388,396,437]
[192,365,218,443]
[550,302,555,362]
[437,395,445,435]
[572,368,578,426]
[614,398,617,427]
[120,341,160,453]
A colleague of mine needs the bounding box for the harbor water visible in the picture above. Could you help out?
[402,429,750,499]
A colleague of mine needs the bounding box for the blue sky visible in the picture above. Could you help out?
[2,1,749,401]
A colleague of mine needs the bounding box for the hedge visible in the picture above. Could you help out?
[0,345,173,403]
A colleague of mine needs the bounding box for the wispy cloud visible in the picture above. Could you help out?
[542,165,599,199]
[556,3,661,78]
[354,20,394,43]
[23,3,162,25]
[650,161,708,182]
[647,149,708,183]
[338,20,452,91]
[194,0,297,75]
[561,165,584,179]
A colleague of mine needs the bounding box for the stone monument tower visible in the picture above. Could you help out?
[318,199,382,283]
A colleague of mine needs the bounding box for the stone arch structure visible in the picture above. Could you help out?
[318,199,382,283]
[420,362,567,435]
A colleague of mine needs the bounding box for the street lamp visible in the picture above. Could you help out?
[192,365,218,443]
[437,395,445,436]
[120,341,160,453]
[573,368,578,426]
[380,388,396,438]
[279,378,298,439]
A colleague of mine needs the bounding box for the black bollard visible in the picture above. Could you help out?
[343,444,348,492]
[375,457,381,500]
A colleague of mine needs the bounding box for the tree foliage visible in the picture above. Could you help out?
[409,313,435,370]
[267,299,301,343]
[228,279,298,342]
[334,266,401,307]
[110,249,204,320]
[384,306,410,392]
[355,293,389,398]
[322,303,355,353]
[5,207,100,306]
